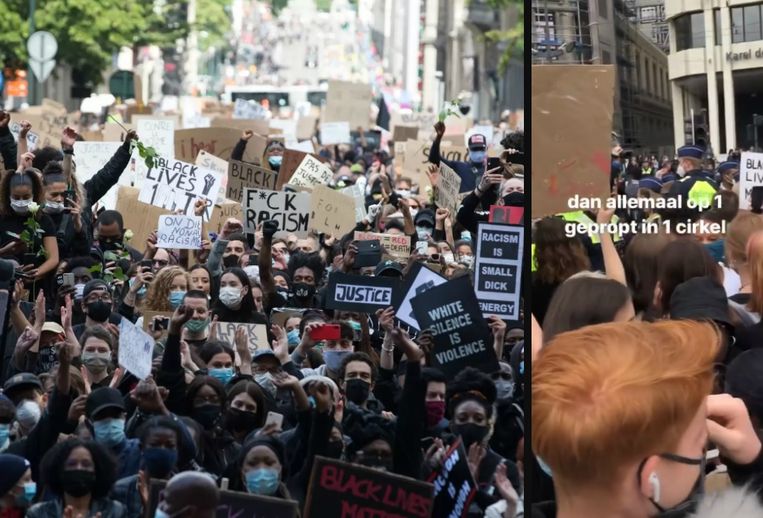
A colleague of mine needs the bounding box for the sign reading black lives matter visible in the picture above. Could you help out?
[243,188,311,237]
[138,156,222,219]
[474,223,523,321]
[326,272,400,313]
[411,275,499,377]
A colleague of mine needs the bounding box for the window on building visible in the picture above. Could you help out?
[732,7,745,43]
[645,58,650,92]
[651,24,669,47]
[744,5,762,41]
[652,63,657,95]
[641,6,658,23]
[599,0,608,20]
[534,12,556,42]
[714,9,721,46]
[675,11,705,51]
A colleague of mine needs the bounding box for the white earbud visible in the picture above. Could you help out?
[649,472,661,504]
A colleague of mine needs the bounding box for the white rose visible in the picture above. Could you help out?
[28,202,39,214]
[123,229,134,241]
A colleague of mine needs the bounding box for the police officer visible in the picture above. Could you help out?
[716,160,739,191]
[666,145,718,221]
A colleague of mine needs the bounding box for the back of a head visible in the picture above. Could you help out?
[543,276,632,343]
[725,211,763,269]
[624,229,674,314]
[534,217,590,284]
[533,320,719,493]
[166,471,219,516]
[656,238,720,314]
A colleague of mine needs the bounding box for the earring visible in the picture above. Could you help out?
[649,472,661,503]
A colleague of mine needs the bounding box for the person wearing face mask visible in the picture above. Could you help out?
[79,328,116,390]
[179,290,211,350]
[153,471,219,518]
[295,321,355,384]
[0,168,59,282]
[429,122,492,197]
[0,454,35,516]
[140,266,190,314]
[27,439,126,518]
[338,353,384,415]
[422,368,449,437]
[94,210,144,262]
[199,342,236,386]
[40,165,91,260]
[665,145,719,225]
[212,268,267,324]
[86,387,141,480]
[72,280,121,340]
[413,209,436,245]
[3,374,47,442]
[490,363,524,464]
[223,381,266,444]
[229,437,292,501]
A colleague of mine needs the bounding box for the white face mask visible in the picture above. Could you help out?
[415,226,432,241]
[219,286,243,309]
[16,400,41,430]
[677,165,686,178]
[43,201,65,214]
[10,199,31,215]
[459,255,474,268]
[443,253,455,264]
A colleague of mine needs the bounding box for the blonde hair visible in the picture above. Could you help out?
[142,266,190,312]
[747,231,763,314]
[532,320,719,490]
[725,211,763,269]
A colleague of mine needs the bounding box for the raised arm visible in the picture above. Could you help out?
[596,207,627,285]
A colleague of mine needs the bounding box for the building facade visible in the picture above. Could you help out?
[626,0,669,52]
[532,0,673,153]
[667,0,763,153]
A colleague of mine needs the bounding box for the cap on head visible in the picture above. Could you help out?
[86,387,126,420]
[82,279,111,300]
[3,373,42,401]
[718,161,739,173]
[0,454,29,495]
[374,260,403,277]
[669,277,732,329]
[677,145,704,160]
[467,134,487,151]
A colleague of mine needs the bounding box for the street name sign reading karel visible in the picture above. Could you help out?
[740,151,763,210]
[411,275,499,377]
[326,272,400,313]
[226,158,278,201]
[304,456,433,518]
[243,188,311,237]
[474,223,523,321]
[138,157,222,220]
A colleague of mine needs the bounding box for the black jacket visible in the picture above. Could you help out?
[0,125,18,172]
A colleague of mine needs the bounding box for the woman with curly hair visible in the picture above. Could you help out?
[0,167,59,282]
[142,266,191,313]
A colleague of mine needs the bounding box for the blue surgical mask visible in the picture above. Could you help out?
[0,423,10,446]
[245,468,280,495]
[15,481,36,507]
[323,350,352,373]
[348,320,362,332]
[93,418,126,447]
[129,278,147,298]
[704,239,725,263]
[469,150,486,164]
[287,329,300,347]
[143,447,178,478]
[268,156,283,168]
[168,290,186,310]
[208,367,234,385]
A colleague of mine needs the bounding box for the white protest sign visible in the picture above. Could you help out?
[134,118,175,184]
[740,152,763,210]
[233,98,268,120]
[9,122,39,150]
[118,318,155,380]
[309,185,357,237]
[243,188,311,237]
[320,121,351,145]
[195,150,229,203]
[157,215,202,249]
[285,140,315,153]
[474,223,523,321]
[211,322,269,357]
[73,141,123,209]
[269,119,297,140]
[354,231,411,259]
[340,184,367,222]
[436,162,462,216]
[395,264,448,331]
[138,157,222,219]
[289,154,334,188]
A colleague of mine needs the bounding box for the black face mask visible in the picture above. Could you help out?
[452,423,489,448]
[276,287,291,300]
[638,453,706,518]
[224,408,259,433]
[355,453,393,472]
[503,192,524,207]
[344,379,370,405]
[222,254,241,268]
[292,282,315,299]
[191,404,221,428]
[86,301,112,322]
[61,469,95,497]
[99,237,122,252]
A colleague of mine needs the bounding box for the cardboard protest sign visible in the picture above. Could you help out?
[211,117,270,137]
[391,111,437,140]
[325,272,400,313]
[115,186,172,249]
[148,480,298,518]
[208,199,243,237]
[141,311,172,333]
[489,205,524,225]
[227,159,278,201]
[533,65,614,217]
[135,118,175,177]
[243,188,311,237]
[102,123,133,142]
[156,215,202,249]
[270,118,297,140]
[290,155,334,189]
[304,456,434,518]
[309,185,357,237]
[740,152,763,210]
[118,318,155,380]
[210,321,269,356]
[297,115,318,140]
[322,80,373,129]
[436,163,462,215]
[277,149,330,189]
[233,98,268,120]
[354,231,411,259]
[72,142,123,209]
[474,223,523,321]
[393,125,418,143]
[285,140,315,153]
[411,275,499,377]
[175,127,266,165]
[138,157,222,219]
[426,438,477,518]
[395,263,448,331]
[320,121,351,145]
[9,121,39,150]
[195,150,229,203]
[340,184,367,222]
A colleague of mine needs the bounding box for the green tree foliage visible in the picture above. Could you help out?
[269,0,289,16]
[0,0,32,70]
[484,0,524,72]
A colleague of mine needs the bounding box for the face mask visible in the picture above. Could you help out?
[143,447,178,479]
[245,468,280,495]
[99,238,121,252]
[43,201,64,214]
[459,255,474,268]
[442,253,455,264]
[168,290,186,309]
[82,351,111,373]
[410,208,418,218]
[86,300,111,322]
[185,318,209,334]
[323,350,352,373]
[677,165,686,177]
[495,379,515,401]
[219,286,243,309]
[397,189,411,198]
[470,150,487,164]
[254,372,277,397]
[208,367,234,385]
[276,287,291,300]
[16,400,41,430]
[191,404,221,428]
[0,423,9,446]
[355,453,393,472]
[415,226,432,241]
[452,422,489,448]
[704,240,725,263]
[639,453,705,517]
[425,400,446,428]
[10,199,31,215]
[287,329,300,347]
[15,481,36,507]
[326,440,344,460]
[62,469,95,497]
[281,252,290,265]
[93,418,126,447]
[344,378,370,405]
[292,282,315,299]
[268,155,283,169]
[503,192,525,207]
[225,408,259,433]
[129,278,147,298]
[348,320,362,332]
[222,254,241,268]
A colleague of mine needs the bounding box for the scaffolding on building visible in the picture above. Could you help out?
[530,0,592,64]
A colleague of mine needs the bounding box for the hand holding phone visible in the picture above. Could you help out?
[264,411,284,431]
[309,324,341,341]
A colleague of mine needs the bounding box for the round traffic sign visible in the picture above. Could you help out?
[27,31,58,62]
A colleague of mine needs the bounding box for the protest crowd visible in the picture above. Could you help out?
[0,91,524,518]
[530,143,763,517]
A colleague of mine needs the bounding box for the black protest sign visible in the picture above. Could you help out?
[326,272,400,313]
[411,275,499,377]
[242,188,311,237]
[227,159,278,202]
[305,456,434,518]
[426,438,477,518]
[474,223,523,321]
